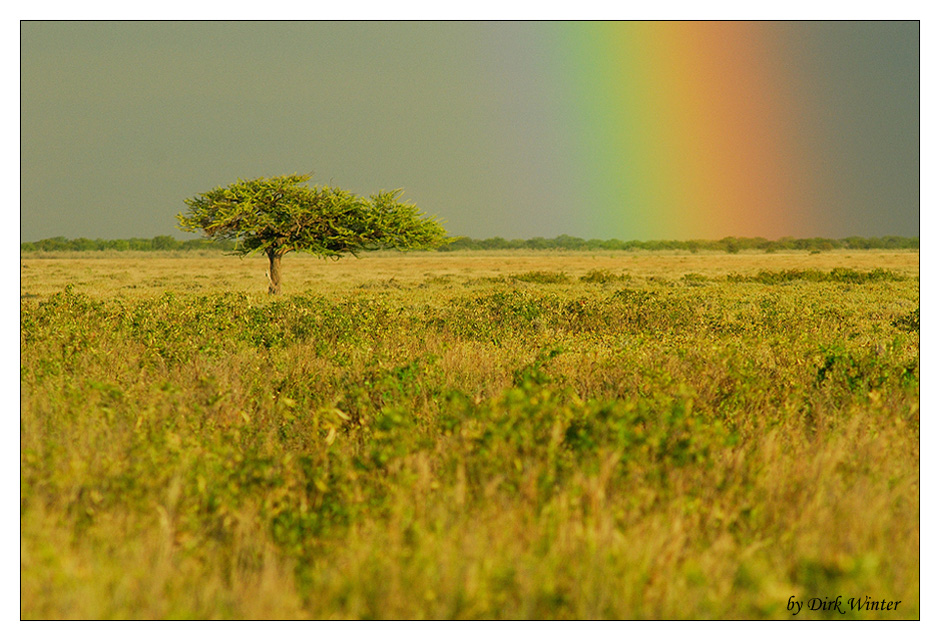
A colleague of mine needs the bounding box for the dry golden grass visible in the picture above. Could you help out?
[21,249,919,298]
[20,249,919,619]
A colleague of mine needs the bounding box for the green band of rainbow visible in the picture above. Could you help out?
[552,21,820,240]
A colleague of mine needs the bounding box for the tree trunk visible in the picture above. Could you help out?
[267,250,283,295]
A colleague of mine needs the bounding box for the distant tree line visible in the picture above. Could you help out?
[437,234,919,252]
[20,235,239,252]
[21,233,919,253]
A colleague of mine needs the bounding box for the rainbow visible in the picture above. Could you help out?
[550,21,822,241]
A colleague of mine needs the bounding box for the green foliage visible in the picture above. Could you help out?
[432,235,919,253]
[719,236,741,254]
[892,308,919,332]
[23,234,920,254]
[727,268,906,285]
[509,271,570,284]
[19,235,236,252]
[176,174,448,259]
[580,269,630,284]
[20,261,920,619]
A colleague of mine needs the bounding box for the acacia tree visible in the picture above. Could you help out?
[177,174,448,294]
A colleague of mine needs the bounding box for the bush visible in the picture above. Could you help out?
[509,271,570,284]
[580,269,630,284]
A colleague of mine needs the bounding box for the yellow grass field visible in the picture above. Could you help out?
[20,250,919,619]
[21,249,920,297]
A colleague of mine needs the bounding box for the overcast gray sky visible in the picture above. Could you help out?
[20,20,918,242]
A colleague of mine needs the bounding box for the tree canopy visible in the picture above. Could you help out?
[177,173,448,259]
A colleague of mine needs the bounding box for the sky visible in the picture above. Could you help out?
[20,20,919,242]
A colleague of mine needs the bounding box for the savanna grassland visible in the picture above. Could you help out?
[20,250,919,619]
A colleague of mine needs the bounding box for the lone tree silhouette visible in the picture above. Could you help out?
[178,174,448,294]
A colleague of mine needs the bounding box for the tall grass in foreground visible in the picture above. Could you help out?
[20,266,918,619]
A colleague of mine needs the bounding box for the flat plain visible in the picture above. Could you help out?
[20,250,919,619]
